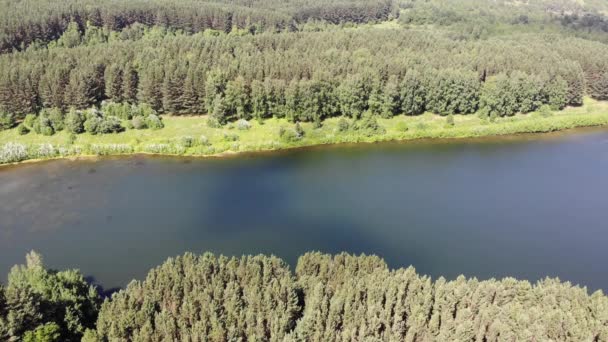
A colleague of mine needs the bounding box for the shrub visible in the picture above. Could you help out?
[236,119,251,130]
[445,114,455,127]
[84,116,102,134]
[337,117,350,132]
[199,135,210,146]
[0,111,15,130]
[23,114,36,128]
[101,102,132,119]
[538,105,553,118]
[67,133,77,145]
[33,116,55,136]
[223,132,240,142]
[64,109,85,134]
[131,116,146,129]
[207,117,221,128]
[180,136,194,148]
[353,114,385,136]
[17,123,29,135]
[35,143,56,159]
[143,143,186,155]
[90,144,133,155]
[294,122,305,137]
[0,142,28,163]
[125,120,134,129]
[145,114,164,130]
[47,108,65,131]
[97,116,123,134]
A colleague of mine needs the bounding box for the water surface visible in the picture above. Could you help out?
[1,130,608,291]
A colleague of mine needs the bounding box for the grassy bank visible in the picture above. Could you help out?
[1,98,608,165]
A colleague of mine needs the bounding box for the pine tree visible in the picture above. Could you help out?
[104,64,123,103]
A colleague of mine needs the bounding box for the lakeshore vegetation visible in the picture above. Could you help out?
[1,251,607,341]
[0,0,608,165]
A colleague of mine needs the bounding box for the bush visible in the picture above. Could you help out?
[33,116,55,136]
[23,114,36,128]
[67,133,77,145]
[131,116,146,129]
[35,143,56,159]
[101,102,132,120]
[145,114,164,130]
[0,142,28,163]
[223,132,240,142]
[125,120,134,129]
[538,105,553,118]
[236,119,251,130]
[445,114,455,127]
[64,109,85,134]
[84,116,102,134]
[294,122,305,137]
[180,136,194,148]
[0,111,15,130]
[353,114,385,136]
[97,116,123,134]
[17,123,29,135]
[337,117,350,132]
[47,108,64,131]
[199,135,210,146]
[207,117,221,128]
[143,143,186,155]
[90,144,133,155]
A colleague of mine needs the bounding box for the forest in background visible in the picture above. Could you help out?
[1,0,608,133]
[1,251,606,341]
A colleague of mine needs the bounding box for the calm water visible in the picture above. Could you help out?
[1,129,608,291]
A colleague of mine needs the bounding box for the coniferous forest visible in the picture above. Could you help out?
[1,251,607,341]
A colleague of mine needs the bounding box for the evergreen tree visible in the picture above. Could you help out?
[104,64,123,103]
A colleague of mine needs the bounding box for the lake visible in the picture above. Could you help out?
[1,129,608,291]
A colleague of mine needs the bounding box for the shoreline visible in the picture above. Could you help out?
[2,117,607,169]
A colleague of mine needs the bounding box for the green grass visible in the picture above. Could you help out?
[1,98,608,164]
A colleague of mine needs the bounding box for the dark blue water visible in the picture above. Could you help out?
[1,129,608,291]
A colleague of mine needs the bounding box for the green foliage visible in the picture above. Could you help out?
[23,322,61,342]
[95,253,300,341]
[33,116,55,136]
[82,252,608,341]
[223,132,240,142]
[0,251,101,341]
[538,104,553,118]
[352,113,385,136]
[131,116,146,129]
[236,119,251,130]
[83,116,102,135]
[64,109,85,134]
[144,114,163,130]
[17,124,29,135]
[207,117,222,128]
[23,114,37,129]
[337,117,350,132]
[589,72,608,101]
[180,136,194,148]
[446,113,455,127]
[395,120,409,132]
[480,73,519,117]
[0,112,15,130]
